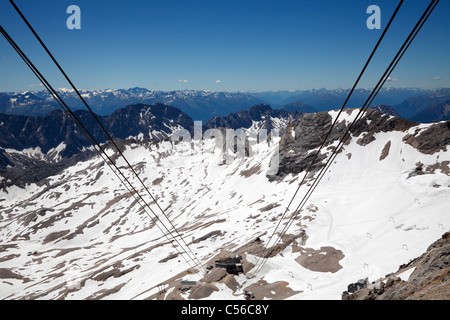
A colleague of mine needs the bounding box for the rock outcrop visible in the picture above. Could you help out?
[343,232,450,300]
[270,108,442,181]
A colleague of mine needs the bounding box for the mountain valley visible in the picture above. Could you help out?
[0,103,448,300]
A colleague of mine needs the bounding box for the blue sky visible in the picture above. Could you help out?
[0,0,449,92]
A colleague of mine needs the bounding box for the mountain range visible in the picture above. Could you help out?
[1,87,449,123]
[0,103,195,188]
[0,103,192,158]
[0,102,303,188]
[0,82,449,301]
[2,98,450,188]
[0,88,264,122]
[0,100,448,300]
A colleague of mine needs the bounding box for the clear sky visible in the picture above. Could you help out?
[0,0,449,92]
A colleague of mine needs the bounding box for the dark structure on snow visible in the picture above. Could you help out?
[215,255,244,274]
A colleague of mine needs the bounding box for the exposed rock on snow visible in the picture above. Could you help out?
[271,111,345,180]
[379,140,391,161]
[272,109,422,181]
[343,232,450,300]
[293,246,344,273]
[243,280,301,300]
[403,121,450,154]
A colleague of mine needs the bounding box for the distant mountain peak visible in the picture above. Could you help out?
[369,104,400,117]
[249,104,273,118]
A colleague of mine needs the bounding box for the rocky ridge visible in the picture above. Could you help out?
[343,232,450,300]
[271,108,449,180]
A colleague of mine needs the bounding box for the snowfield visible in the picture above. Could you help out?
[0,113,449,300]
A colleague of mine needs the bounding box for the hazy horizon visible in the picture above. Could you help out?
[3,85,449,95]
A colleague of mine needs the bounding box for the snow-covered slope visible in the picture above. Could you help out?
[0,109,449,300]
